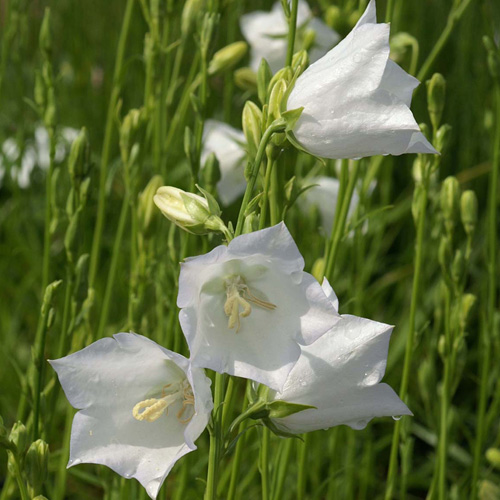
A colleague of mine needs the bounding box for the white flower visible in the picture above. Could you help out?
[268,278,411,433]
[287,0,438,159]
[240,1,339,73]
[178,222,340,391]
[201,120,247,205]
[49,333,213,499]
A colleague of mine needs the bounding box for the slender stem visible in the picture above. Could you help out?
[471,84,500,498]
[95,192,130,340]
[8,452,29,500]
[385,0,395,23]
[416,0,474,84]
[259,153,274,230]
[385,173,429,500]
[272,438,293,500]
[89,0,135,288]
[297,434,309,500]
[260,427,270,500]
[53,407,73,500]
[285,0,299,67]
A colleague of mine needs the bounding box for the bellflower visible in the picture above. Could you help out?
[287,0,438,159]
[240,1,339,73]
[201,120,247,205]
[178,222,340,391]
[268,279,411,433]
[50,333,213,499]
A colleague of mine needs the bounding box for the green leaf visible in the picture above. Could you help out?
[266,400,316,419]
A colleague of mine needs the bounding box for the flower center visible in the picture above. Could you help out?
[223,275,276,332]
[132,379,195,424]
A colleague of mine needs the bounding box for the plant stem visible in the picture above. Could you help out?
[385,172,429,500]
[89,0,135,288]
[297,434,309,500]
[260,427,270,500]
[272,438,293,500]
[285,0,299,68]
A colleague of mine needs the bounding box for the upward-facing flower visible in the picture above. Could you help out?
[178,222,340,391]
[240,1,339,73]
[287,0,437,159]
[267,279,411,433]
[50,333,213,499]
[201,120,247,205]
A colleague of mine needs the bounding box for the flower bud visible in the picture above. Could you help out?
[451,249,465,285]
[302,29,316,53]
[181,0,204,38]
[325,6,343,32]
[438,236,453,273]
[25,439,49,493]
[154,186,225,235]
[483,37,500,83]
[435,124,452,154]
[440,176,460,232]
[268,67,293,93]
[257,58,272,105]
[412,157,424,184]
[426,73,446,130]
[292,50,309,75]
[486,448,500,469]
[460,190,478,236]
[242,101,262,157]
[243,212,259,234]
[34,71,46,110]
[419,122,430,141]
[460,293,476,328]
[411,183,425,223]
[437,334,446,359]
[120,108,146,164]
[202,152,221,191]
[208,42,248,76]
[138,175,164,235]
[390,32,418,63]
[479,480,500,500]
[311,257,325,283]
[268,79,287,123]
[39,8,52,58]
[9,422,28,454]
[234,67,257,93]
[68,127,90,184]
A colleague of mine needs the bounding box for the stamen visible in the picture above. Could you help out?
[133,398,169,422]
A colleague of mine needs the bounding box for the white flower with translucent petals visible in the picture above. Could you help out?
[268,278,411,432]
[178,222,340,391]
[50,333,213,500]
[240,1,339,73]
[201,120,247,205]
[287,0,438,159]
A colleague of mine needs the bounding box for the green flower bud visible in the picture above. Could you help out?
[438,236,453,274]
[242,101,262,157]
[483,37,500,83]
[460,293,476,328]
[208,42,248,76]
[411,183,425,223]
[426,73,446,130]
[440,176,460,232]
[302,29,316,53]
[243,212,259,234]
[25,439,49,493]
[120,108,146,164]
[154,186,225,235]
[268,67,293,94]
[311,258,325,283]
[39,8,52,58]
[202,152,221,191]
[460,190,478,236]
[291,50,309,75]
[437,334,446,359]
[138,175,164,235]
[451,249,465,285]
[9,422,28,454]
[390,32,418,63]
[412,157,424,184]
[68,127,90,184]
[435,124,452,154]
[479,480,500,500]
[34,71,46,111]
[257,58,272,105]
[181,0,204,38]
[268,79,287,123]
[419,122,430,141]
[325,6,343,32]
[234,67,257,93]
[486,448,500,469]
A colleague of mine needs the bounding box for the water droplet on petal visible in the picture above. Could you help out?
[392,415,402,421]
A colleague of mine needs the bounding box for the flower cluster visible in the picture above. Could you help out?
[50,1,432,498]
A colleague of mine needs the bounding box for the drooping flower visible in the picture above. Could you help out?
[201,120,247,205]
[267,278,411,433]
[178,222,340,391]
[49,333,213,499]
[287,0,438,159]
[240,1,339,73]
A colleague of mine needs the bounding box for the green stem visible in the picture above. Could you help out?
[89,0,135,288]
[260,427,270,500]
[8,452,29,500]
[53,406,73,500]
[259,153,274,230]
[416,0,475,84]
[95,192,130,340]
[272,438,293,500]
[385,174,429,500]
[297,434,309,500]
[285,0,299,68]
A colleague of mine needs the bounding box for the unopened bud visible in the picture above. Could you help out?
[257,58,272,105]
[411,184,425,223]
[460,293,476,328]
[34,71,46,110]
[302,29,316,53]
[234,67,257,93]
[438,334,446,359]
[435,124,452,154]
[243,212,259,234]
[68,127,90,183]
[419,122,431,141]
[291,50,309,75]
[451,249,465,285]
[412,157,425,184]
[479,479,500,500]
[242,101,262,157]
[460,190,477,236]
[483,37,500,83]
[208,42,248,76]
[26,439,49,493]
[138,175,164,234]
[311,258,325,283]
[440,176,460,231]
[486,448,500,469]
[39,8,52,58]
[120,108,146,164]
[426,73,446,130]
[325,6,343,32]
[202,152,221,191]
[438,236,452,273]
[154,186,225,235]
[9,422,28,454]
[268,67,293,94]
[268,79,287,123]
[181,0,204,38]
[390,32,418,63]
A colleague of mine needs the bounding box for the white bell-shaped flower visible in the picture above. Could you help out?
[287,0,438,159]
[240,1,339,73]
[268,279,411,432]
[50,333,213,499]
[201,120,247,205]
[178,222,340,391]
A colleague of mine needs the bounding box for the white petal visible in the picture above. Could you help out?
[321,277,339,312]
[381,60,419,107]
[271,314,411,432]
[307,18,340,64]
[202,120,247,205]
[355,0,377,26]
[50,333,212,499]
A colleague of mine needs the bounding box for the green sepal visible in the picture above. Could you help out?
[196,184,222,216]
[281,107,304,132]
[262,418,303,440]
[179,192,210,221]
[285,130,326,166]
[245,192,264,216]
[266,400,316,419]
